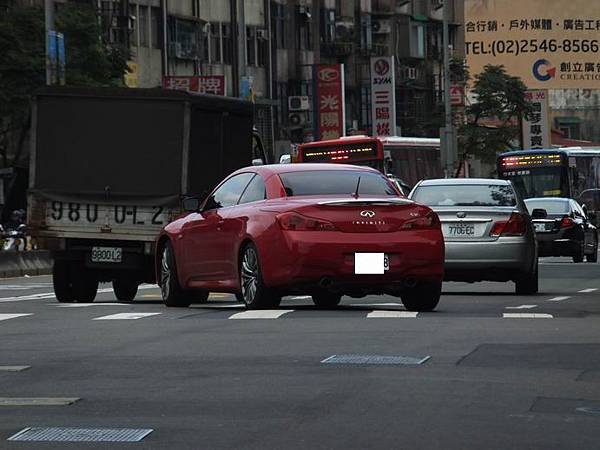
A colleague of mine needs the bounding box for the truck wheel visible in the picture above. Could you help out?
[112,279,138,303]
[160,242,191,307]
[53,260,74,303]
[72,273,99,303]
[401,281,441,312]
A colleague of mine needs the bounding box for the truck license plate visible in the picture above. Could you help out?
[91,247,122,263]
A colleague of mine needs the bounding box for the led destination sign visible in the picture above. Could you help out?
[499,153,563,169]
[302,143,378,163]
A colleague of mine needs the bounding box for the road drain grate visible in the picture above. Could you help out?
[321,355,430,365]
[8,427,153,442]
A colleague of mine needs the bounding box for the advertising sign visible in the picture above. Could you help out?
[370,57,396,137]
[450,85,465,106]
[522,90,551,149]
[465,0,600,88]
[162,76,226,96]
[313,64,345,140]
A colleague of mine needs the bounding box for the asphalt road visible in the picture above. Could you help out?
[1,257,600,449]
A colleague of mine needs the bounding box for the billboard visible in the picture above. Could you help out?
[522,90,551,149]
[370,57,396,137]
[313,64,345,140]
[465,0,600,88]
[162,76,226,96]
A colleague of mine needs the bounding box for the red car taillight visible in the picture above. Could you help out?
[560,216,575,228]
[490,212,527,237]
[277,212,336,231]
[400,211,440,230]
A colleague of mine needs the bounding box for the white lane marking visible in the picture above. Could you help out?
[55,303,131,308]
[351,303,404,308]
[503,313,553,319]
[367,311,418,318]
[0,284,52,290]
[578,288,598,293]
[0,313,32,321]
[547,296,571,302]
[190,304,244,309]
[92,312,161,320]
[0,284,159,303]
[0,366,30,372]
[291,296,312,300]
[505,305,537,310]
[229,310,293,319]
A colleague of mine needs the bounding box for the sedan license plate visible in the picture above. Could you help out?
[91,247,122,263]
[534,223,547,232]
[355,253,389,275]
[446,223,476,237]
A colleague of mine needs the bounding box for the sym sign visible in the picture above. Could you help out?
[313,64,345,140]
[370,57,396,137]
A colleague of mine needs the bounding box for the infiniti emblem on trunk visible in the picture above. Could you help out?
[456,212,467,218]
[360,210,376,218]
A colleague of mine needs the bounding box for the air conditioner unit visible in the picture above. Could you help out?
[256,28,268,40]
[372,19,392,34]
[288,96,310,111]
[288,112,309,127]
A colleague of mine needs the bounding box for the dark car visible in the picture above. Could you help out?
[525,197,598,263]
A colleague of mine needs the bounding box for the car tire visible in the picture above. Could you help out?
[160,242,192,308]
[586,238,598,263]
[72,272,99,303]
[515,262,539,295]
[401,281,441,312]
[312,292,342,308]
[573,241,585,263]
[239,243,279,309]
[53,260,74,303]
[112,278,139,303]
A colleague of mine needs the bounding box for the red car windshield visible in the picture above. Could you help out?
[279,170,397,197]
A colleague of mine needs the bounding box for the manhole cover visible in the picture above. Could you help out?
[321,354,430,365]
[8,427,153,442]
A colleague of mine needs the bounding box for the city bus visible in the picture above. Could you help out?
[296,136,442,190]
[497,148,600,223]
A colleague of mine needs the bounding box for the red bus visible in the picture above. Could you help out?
[296,136,442,190]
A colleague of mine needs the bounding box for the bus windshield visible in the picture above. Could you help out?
[502,166,566,199]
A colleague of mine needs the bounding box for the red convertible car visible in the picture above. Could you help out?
[156,164,444,310]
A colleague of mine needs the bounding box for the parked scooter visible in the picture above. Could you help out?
[0,223,27,251]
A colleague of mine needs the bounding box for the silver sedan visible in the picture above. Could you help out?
[409,178,538,294]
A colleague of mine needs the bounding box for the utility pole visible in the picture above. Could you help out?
[44,0,54,85]
[442,0,456,177]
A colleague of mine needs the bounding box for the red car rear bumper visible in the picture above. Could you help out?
[257,229,445,291]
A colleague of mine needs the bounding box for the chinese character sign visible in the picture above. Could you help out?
[370,57,396,137]
[162,76,226,96]
[313,64,345,140]
[465,0,600,88]
[522,90,551,149]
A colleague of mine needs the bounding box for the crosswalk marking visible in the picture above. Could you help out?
[503,313,553,319]
[229,310,293,320]
[0,313,32,321]
[578,288,598,293]
[547,296,570,302]
[56,303,131,308]
[92,313,161,320]
[351,302,404,308]
[505,305,537,310]
[367,311,418,318]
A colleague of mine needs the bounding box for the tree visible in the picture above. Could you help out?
[459,65,533,164]
[0,2,128,168]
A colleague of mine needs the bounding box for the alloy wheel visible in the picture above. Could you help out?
[161,247,171,300]
[241,247,259,305]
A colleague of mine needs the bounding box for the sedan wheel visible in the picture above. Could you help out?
[573,241,585,263]
[587,238,598,263]
[160,243,192,307]
[312,292,342,308]
[240,243,280,309]
[401,281,441,312]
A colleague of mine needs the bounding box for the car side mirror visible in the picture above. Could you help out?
[531,208,547,219]
[279,154,291,164]
[182,197,200,212]
[252,158,264,166]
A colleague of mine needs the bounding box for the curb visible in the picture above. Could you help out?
[0,251,53,278]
